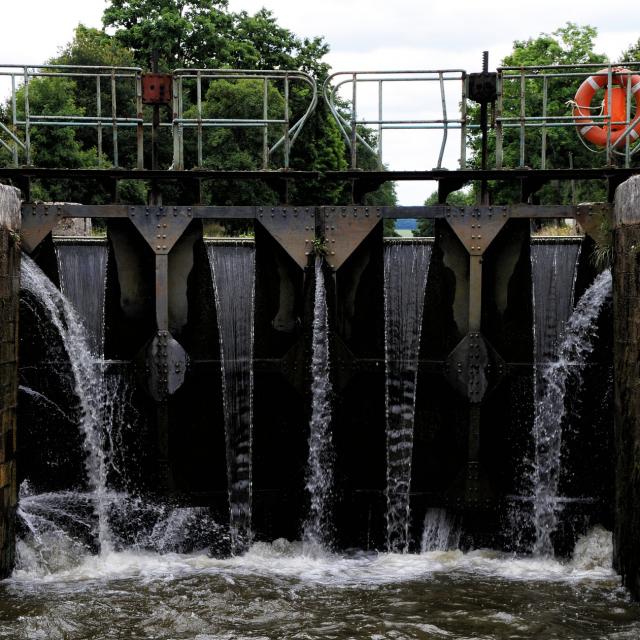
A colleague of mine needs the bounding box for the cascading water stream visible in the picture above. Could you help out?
[55,240,109,357]
[383,241,432,552]
[20,254,113,552]
[530,268,612,555]
[531,241,581,401]
[302,255,334,551]
[207,242,255,552]
[420,508,459,552]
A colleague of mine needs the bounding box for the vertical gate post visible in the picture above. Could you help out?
[0,186,20,577]
[613,175,640,599]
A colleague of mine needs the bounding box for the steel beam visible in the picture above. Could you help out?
[321,206,382,271]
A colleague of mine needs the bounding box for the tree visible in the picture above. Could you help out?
[413,189,474,237]
[468,23,610,205]
[0,1,398,221]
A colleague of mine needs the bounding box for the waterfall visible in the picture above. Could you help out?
[20,255,113,551]
[302,256,334,550]
[383,241,432,552]
[530,269,612,556]
[420,508,460,552]
[55,240,109,357]
[207,242,255,552]
[531,241,581,400]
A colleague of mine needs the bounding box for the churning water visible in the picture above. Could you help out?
[383,241,432,553]
[3,526,640,639]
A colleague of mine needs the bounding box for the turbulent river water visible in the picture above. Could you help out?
[0,527,639,639]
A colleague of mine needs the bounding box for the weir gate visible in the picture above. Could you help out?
[1,59,640,567]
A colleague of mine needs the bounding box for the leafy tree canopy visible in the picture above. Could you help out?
[468,23,610,205]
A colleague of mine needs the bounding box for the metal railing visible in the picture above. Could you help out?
[496,61,640,169]
[0,64,144,167]
[171,69,317,170]
[323,69,468,169]
[0,65,317,171]
[3,61,639,173]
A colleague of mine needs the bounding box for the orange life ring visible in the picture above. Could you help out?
[572,67,640,148]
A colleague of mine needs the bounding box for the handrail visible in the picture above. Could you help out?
[323,69,467,170]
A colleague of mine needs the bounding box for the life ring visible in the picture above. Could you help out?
[572,67,640,148]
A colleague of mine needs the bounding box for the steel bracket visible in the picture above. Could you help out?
[20,203,64,253]
[127,205,193,254]
[444,332,505,403]
[437,176,469,203]
[322,206,382,270]
[139,330,189,401]
[257,206,315,270]
[445,206,509,255]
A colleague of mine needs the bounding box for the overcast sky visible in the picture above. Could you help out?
[1,0,637,203]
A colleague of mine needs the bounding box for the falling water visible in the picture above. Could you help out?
[383,241,432,552]
[420,508,460,552]
[302,256,334,550]
[530,269,612,555]
[531,241,581,401]
[20,255,112,551]
[56,240,109,356]
[207,242,255,551]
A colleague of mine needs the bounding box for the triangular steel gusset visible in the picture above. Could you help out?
[256,206,316,270]
[321,206,382,270]
[445,206,509,255]
[127,206,193,254]
[20,203,64,253]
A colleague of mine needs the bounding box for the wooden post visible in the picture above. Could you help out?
[0,185,20,578]
[613,175,640,599]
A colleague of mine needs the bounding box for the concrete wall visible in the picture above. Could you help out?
[0,185,20,577]
[613,175,640,599]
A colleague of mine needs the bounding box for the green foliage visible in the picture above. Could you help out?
[413,189,474,237]
[1,0,394,219]
[468,23,610,205]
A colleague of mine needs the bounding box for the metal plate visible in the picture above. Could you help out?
[322,206,381,270]
[445,207,509,255]
[257,207,316,270]
[128,206,193,254]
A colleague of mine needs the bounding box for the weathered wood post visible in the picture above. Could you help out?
[613,175,640,599]
[0,185,20,578]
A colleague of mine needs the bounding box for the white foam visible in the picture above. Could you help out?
[10,526,617,587]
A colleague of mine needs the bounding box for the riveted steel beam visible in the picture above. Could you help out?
[257,206,316,270]
[444,206,510,256]
[321,205,382,271]
[20,203,64,253]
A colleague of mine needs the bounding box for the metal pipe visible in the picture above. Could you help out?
[519,70,526,167]
[10,75,17,166]
[111,70,118,167]
[197,70,203,167]
[263,78,269,169]
[495,70,503,169]
[606,64,613,165]
[23,67,31,165]
[351,72,357,168]
[378,79,383,168]
[460,72,467,168]
[136,72,144,169]
[96,75,102,167]
[437,72,448,169]
[541,75,548,169]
